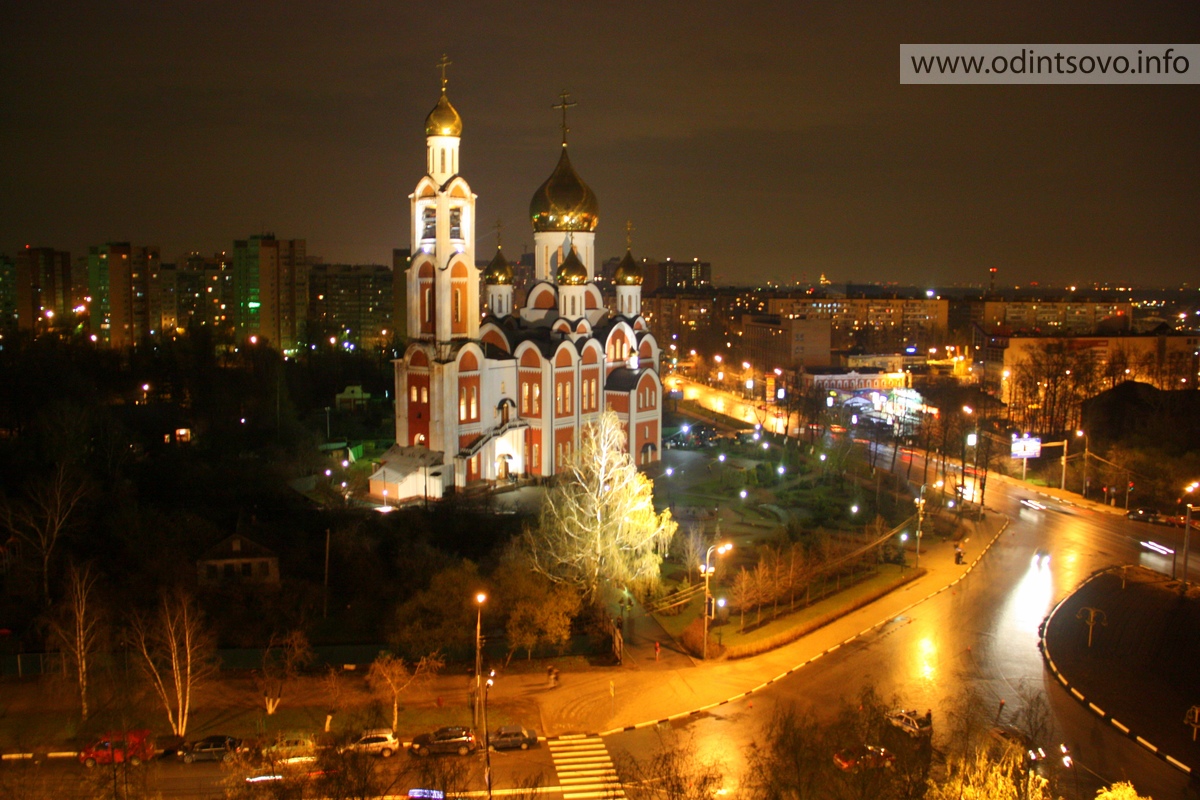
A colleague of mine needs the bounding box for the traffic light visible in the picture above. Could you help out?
[1128,480,1134,491]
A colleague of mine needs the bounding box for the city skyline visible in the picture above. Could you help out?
[2,2,1197,288]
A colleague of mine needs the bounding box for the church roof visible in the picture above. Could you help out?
[555,247,588,285]
[425,91,463,137]
[530,147,599,233]
[613,249,642,285]
[605,366,651,393]
[482,247,514,285]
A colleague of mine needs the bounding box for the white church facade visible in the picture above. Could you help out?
[370,77,662,503]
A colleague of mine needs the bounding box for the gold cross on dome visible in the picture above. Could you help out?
[552,90,576,145]
[436,54,452,92]
[625,220,636,250]
[494,219,503,249]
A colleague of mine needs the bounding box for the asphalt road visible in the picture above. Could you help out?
[605,450,1195,799]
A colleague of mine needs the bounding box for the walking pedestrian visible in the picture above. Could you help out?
[654,641,661,661]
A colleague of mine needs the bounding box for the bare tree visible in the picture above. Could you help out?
[366,651,444,732]
[614,729,725,799]
[742,704,828,800]
[46,563,103,721]
[128,589,217,737]
[1,464,90,605]
[256,629,315,715]
[677,524,705,583]
[926,751,1056,800]
[526,412,677,605]
[729,567,757,632]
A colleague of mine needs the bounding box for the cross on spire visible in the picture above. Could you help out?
[552,90,576,147]
[494,219,503,250]
[436,54,452,92]
[625,220,636,250]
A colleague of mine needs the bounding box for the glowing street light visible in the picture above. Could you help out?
[474,592,487,729]
[702,543,733,659]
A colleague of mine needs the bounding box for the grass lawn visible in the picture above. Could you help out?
[651,563,914,656]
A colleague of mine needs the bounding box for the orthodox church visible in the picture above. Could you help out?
[370,75,662,503]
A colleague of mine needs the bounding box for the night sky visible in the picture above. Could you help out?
[2,1,1197,287]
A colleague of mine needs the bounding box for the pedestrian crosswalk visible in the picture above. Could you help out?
[548,736,625,799]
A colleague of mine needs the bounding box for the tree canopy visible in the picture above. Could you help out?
[525,412,676,604]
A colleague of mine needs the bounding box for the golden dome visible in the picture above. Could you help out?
[555,248,588,286]
[425,92,463,137]
[613,249,642,286]
[530,147,599,233]
[482,247,514,285]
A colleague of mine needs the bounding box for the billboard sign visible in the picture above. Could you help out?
[1011,435,1042,459]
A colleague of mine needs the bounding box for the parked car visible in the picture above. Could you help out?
[179,735,249,763]
[1127,507,1161,523]
[79,730,157,768]
[409,726,477,757]
[489,726,538,751]
[340,729,399,758]
[886,709,932,739]
[261,734,318,765]
[988,726,1046,766]
[833,744,896,771]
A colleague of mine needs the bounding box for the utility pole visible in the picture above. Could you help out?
[323,529,331,619]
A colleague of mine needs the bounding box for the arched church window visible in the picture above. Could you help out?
[453,289,462,323]
[422,208,436,239]
[450,208,462,240]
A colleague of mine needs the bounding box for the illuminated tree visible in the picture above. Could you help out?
[925,752,1057,800]
[256,629,315,716]
[1094,783,1151,800]
[129,589,217,737]
[366,651,444,732]
[525,411,677,604]
[46,563,103,721]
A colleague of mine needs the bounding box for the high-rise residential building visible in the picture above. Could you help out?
[0,254,16,331]
[659,257,712,289]
[14,246,77,333]
[392,248,410,346]
[85,243,162,348]
[175,251,234,336]
[742,314,833,370]
[232,235,307,351]
[308,263,394,348]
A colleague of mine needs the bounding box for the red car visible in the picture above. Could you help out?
[834,744,896,771]
[79,730,157,768]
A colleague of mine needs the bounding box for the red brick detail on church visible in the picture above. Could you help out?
[457,373,481,424]
[417,261,435,336]
[481,330,508,352]
[407,371,430,446]
[525,428,542,476]
[553,426,574,472]
[450,260,470,337]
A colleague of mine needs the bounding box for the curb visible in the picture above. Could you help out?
[1039,566,1196,778]
[569,513,1011,740]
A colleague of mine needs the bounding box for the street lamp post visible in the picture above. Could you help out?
[483,671,495,800]
[914,484,927,569]
[702,542,732,660]
[1076,430,1089,498]
[474,592,487,730]
[1182,482,1197,595]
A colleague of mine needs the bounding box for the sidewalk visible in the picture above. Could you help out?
[473,510,1006,738]
[1041,565,1200,779]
